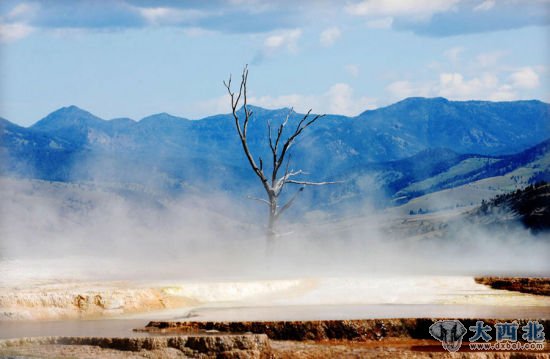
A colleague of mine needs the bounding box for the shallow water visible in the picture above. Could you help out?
[2,303,549,340]
[0,319,149,339]
[2,270,550,339]
[167,303,550,322]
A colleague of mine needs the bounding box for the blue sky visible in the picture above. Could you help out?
[0,0,549,126]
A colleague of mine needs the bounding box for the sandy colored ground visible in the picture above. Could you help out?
[0,281,197,320]
[475,277,550,296]
[2,276,549,357]
[271,339,550,358]
[3,276,550,321]
[141,319,550,341]
[0,343,183,358]
[0,335,272,358]
[1,336,548,358]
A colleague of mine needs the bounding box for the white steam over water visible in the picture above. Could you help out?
[2,259,549,323]
[1,173,549,325]
[1,176,549,285]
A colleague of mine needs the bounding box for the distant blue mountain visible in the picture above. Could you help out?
[377,138,550,203]
[2,97,549,205]
[321,97,549,161]
[22,98,550,159]
[33,105,104,130]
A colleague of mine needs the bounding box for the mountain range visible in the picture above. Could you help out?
[1,97,549,211]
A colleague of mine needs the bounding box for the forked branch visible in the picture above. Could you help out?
[224,65,338,244]
[224,65,270,194]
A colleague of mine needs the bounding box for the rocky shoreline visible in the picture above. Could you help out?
[2,318,549,358]
[475,277,550,296]
[141,318,550,341]
[0,334,271,358]
[0,281,197,320]
[2,277,549,357]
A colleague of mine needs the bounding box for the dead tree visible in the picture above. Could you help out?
[224,65,336,245]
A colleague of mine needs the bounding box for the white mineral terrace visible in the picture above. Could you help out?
[1,258,549,338]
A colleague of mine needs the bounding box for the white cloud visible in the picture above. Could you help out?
[193,95,230,117]
[252,28,303,64]
[366,17,393,29]
[345,0,460,21]
[444,46,464,64]
[488,84,516,101]
[474,0,496,12]
[386,80,430,99]
[195,92,314,118]
[264,28,302,52]
[475,51,506,67]
[182,27,216,37]
[247,84,377,116]
[319,26,341,47]
[196,83,377,118]
[385,68,541,102]
[251,94,313,111]
[326,83,377,115]
[0,2,38,43]
[509,67,540,89]
[136,7,205,26]
[437,71,531,102]
[6,3,39,21]
[345,64,360,77]
[0,22,34,43]
[437,72,499,99]
[386,47,543,102]
[226,0,274,14]
[139,7,176,24]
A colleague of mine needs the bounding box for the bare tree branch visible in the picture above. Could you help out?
[273,111,325,179]
[276,187,305,219]
[224,65,271,194]
[286,180,342,186]
[242,68,250,136]
[224,66,338,245]
[280,153,291,187]
[274,108,292,154]
[274,162,306,195]
[268,120,275,153]
[247,196,271,206]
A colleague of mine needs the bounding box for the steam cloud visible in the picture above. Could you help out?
[1,154,548,285]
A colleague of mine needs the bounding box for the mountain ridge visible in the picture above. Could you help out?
[2,97,549,209]
[4,97,546,129]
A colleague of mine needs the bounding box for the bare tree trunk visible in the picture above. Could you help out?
[224,66,337,250]
[267,197,277,246]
